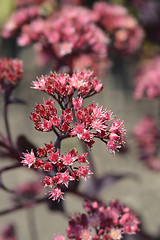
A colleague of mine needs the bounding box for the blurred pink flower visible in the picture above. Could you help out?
[134,116,157,155]
[14,180,42,202]
[0,224,17,240]
[134,56,160,100]
[92,1,144,54]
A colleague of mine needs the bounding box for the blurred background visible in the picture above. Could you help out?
[1,0,160,239]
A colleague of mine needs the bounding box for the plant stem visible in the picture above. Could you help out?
[27,207,39,240]
[4,97,12,146]
[0,163,22,174]
[69,190,100,202]
[0,197,47,216]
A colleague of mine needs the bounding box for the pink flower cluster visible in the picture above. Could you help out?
[21,70,126,200]
[92,1,144,54]
[0,58,23,90]
[134,56,160,100]
[2,0,55,38]
[2,1,144,74]
[30,71,126,153]
[22,146,92,201]
[32,70,103,98]
[54,199,140,240]
[2,6,39,39]
[133,116,160,170]
[17,5,109,73]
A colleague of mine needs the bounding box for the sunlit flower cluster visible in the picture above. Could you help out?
[134,56,160,100]
[92,1,144,54]
[54,199,140,239]
[32,70,103,99]
[30,71,126,153]
[21,70,126,200]
[0,58,23,91]
[2,1,144,74]
[17,5,109,73]
[22,147,92,201]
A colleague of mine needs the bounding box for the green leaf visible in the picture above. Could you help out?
[0,0,16,27]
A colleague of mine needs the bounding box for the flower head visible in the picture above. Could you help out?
[47,187,64,201]
[21,149,36,168]
[0,58,23,92]
[32,70,103,98]
[3,4,109,74]
[21,145,91,201]
[64,199,140,239]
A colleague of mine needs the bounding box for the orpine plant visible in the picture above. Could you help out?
[20,68,140,239]
[21,70,126,201]
[0,57,139,239]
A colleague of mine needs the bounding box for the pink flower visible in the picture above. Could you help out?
[59,42,73,56]
[78,166,93,181]
[91,119,107,132]
[21,149,36,168]
[47,187,64,201]
[62,151,77,166]
[109,228,122,240]
[72,97,83,110]
[80,229,92,240]
[32,76,46,90]
[55,170,74,188]
[119,212,140,234]
[107,140,118,154]
[71,123,85,138]
[41,118,53,131]
[48,152,59,164]
[42,176,53,188]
